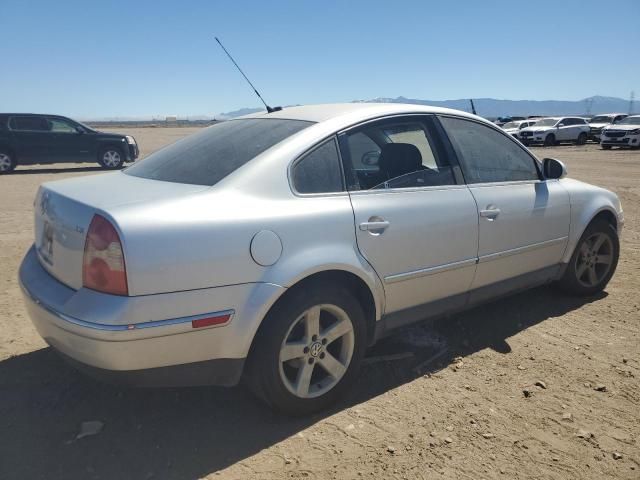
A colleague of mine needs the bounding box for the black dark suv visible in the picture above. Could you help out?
[0,114,138,173]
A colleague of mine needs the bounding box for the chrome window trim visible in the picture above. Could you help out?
[347,183,468,197]
[478,236,568,264]
[384,257,477,284]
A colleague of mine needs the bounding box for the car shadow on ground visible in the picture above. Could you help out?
[0,286,605,480]
[9,166,106,175]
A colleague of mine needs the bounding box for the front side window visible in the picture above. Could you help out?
[9,116,50,131]
[618,116,640,126]
[48,118,77,133]
[292,139,344,194]
[590,116,612,123]
[125,118,313,186]
[439,116,540,184]
[339,116,456,191]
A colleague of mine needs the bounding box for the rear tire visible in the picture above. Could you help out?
[557,219,619,296]
[98,147,125,169]
[245,283,367,416]
[0,150,16,173]
[544,134,556,147]
[576,132,587,145]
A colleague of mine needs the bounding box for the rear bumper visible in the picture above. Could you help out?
[57,350,244,387]
[19,246,285,386]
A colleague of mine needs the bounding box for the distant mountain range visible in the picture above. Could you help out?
[219,95,634,119]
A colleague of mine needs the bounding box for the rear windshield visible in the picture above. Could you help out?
[125,118,313,186]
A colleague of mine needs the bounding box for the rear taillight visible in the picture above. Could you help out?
[82,214,128,296]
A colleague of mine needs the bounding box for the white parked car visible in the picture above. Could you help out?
[519,117,590,146]
[19,103,623,415]
[502,119,539,138]
[588,113,628,142]
[600,115,640,150]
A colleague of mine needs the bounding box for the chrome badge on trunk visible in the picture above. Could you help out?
[39,221,54,265]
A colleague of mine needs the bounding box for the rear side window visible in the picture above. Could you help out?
[439,116,540,184]
[9,116,50,131]
[292,139,344,194]
[125,118,313,186]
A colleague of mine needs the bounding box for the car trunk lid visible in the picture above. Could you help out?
[34,172,208,291]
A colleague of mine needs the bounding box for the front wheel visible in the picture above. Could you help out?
[245,284,367,415]
[576,132,587,145]
[0,150,16,173]
[557,219,619,296]
[99,148,125,169]
[544,134,556,147]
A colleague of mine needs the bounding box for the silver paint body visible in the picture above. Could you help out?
[19,103,623,376]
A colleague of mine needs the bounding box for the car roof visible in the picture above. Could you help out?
[0,113,70,118]
[240,102,482,125]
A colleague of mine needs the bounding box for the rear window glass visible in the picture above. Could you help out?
[125,118,313,186]
[9,116,50,131]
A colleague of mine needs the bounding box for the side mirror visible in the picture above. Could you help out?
[543,158,567,179]
[75,127,85,134]
[557,123,564,128]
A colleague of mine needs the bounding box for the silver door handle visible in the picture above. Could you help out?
[359,221,390,231]
[480,208,501,218]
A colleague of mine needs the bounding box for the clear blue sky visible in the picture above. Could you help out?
[1,0,638,119]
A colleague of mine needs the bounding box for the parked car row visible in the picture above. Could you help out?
[499,113,639,150]
[0,113,138,173]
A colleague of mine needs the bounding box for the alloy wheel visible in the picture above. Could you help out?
[0,153,12,172]
[102,150,121,168]
[278,304,355,399]
[575,232,614,287]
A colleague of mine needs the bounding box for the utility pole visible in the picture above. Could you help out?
[584,97,594,116]
[629,91,635,115]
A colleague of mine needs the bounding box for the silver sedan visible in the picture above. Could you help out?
[20,103,622,415]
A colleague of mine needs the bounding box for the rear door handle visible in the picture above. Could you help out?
[479,207,501,219]
[359,220,390,231]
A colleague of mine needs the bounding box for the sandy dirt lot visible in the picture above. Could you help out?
[0,128,638,480]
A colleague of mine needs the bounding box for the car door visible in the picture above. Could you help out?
[46,117,93,163]
[8,116,51,163]
[338,115,479,317]
[438,115,570,301]
[555,118,572,141]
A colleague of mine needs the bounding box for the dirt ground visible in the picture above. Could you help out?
[0,128,638,480]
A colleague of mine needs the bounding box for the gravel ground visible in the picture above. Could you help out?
[0,128,638,480]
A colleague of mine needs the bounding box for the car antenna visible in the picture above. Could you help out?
[469,99,477,115]
[214,36,282,113]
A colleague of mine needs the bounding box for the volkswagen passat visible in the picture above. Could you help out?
[20,104,622,415]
